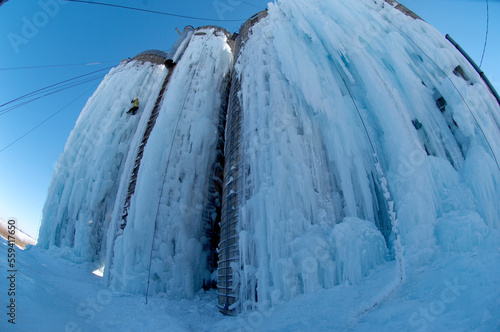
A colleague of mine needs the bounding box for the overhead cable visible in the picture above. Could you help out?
[0,66,113,110]
[0,86,97,153]
[239,0,265,9]
[479,0,489,68]
[0,61,120,71]
[61,0,247,22]
[0,74,105,115]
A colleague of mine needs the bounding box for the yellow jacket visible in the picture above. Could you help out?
[133,99,139,107]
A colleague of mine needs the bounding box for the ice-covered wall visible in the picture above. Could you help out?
[104,27,234,298]
[38,60,168,263]
[38,0,500,316]
[228,0,500,312]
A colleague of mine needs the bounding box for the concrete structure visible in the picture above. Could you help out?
[120,50,174,231]
[385,0,422,20]
[132,50,169,65]
[215,2,423,315]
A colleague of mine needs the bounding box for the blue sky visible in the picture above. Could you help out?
[0,0,498,238]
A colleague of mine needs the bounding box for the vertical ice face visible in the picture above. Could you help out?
[105,28,233,298]
[227,0,500,311]
[38,0,500,315]
[38,60,168,263]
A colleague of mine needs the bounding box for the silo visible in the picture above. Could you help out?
[216,0,478,315]
[104,26,235,298]
[38,51,170,265]
[217,10,269,315]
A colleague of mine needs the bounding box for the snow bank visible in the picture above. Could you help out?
[330,218,388,285]
[435,210,489,252]
[462,144,500,229]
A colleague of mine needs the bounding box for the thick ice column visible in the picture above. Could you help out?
[38,59,168,263]
[225,0,500,315]
[219,5,387,313]
[105,27,234,298]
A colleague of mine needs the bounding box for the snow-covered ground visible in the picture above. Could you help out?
[1,232,499,331]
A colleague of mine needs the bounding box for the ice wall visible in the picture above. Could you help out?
[230,0,500,311]
[38,0,500,314]
[105,27,233,298]
[38,60,168,263]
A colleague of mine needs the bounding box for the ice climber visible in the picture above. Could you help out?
[127,98,139,115]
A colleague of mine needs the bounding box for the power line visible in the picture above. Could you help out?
[0,61,120,71]
[1,66,113,108]
[61,0,247,22]
[0,85,97,153]
[0,74,105,116]
[0,66,114,114]
[479,0,489,68]
[1,62,138,117]
[239,1,265,9]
